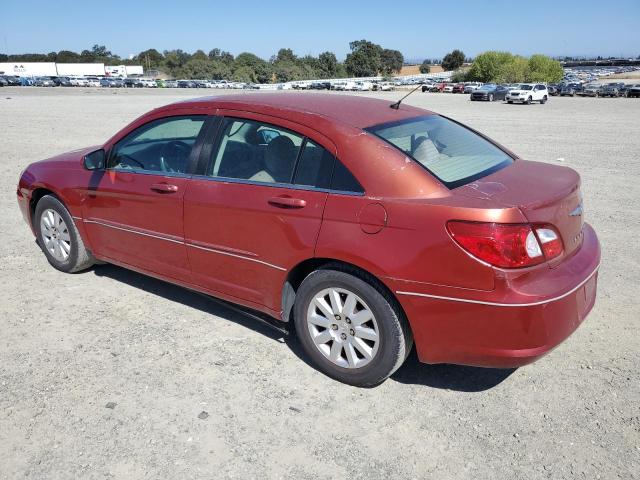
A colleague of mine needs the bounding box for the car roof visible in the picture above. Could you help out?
[173,93,432,129]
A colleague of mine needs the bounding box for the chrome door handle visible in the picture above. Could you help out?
[150,183,178,193]
[268,196,306,209]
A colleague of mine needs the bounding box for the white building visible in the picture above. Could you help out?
[0,62,144,77]
[0,62,57,77]
[56,63,106,76]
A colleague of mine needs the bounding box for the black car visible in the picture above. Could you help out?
[52,76,72,87]
[470,84,508,101]
[627,84,640,98]
[309,81,331,90]
[618,84,631,97]
[0,77,7,87]
[560,83,583,96]
[600,84,621,97]
[177,80,196,88]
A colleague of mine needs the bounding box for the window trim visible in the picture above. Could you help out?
[201,115,366,195]
[365,114,515,190]
[106,114,211,175]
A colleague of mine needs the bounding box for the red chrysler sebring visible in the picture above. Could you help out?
[16,93,600,386]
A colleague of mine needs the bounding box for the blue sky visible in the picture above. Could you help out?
[2,0,639,60]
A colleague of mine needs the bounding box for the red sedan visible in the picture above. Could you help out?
[16,93,600,386]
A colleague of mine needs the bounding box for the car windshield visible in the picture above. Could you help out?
[478,85,495,90]
[366,115,513,189]
[519,85,533,90]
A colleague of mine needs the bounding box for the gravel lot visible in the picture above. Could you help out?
[1,87,638,480]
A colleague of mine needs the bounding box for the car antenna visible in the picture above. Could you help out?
[389,83,423,110]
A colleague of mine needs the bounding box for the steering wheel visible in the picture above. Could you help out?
[160,140,191,172]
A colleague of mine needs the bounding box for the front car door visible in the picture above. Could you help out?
[183,111,338,315]
[82,113,209,281]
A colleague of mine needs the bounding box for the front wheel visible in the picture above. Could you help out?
[293,268,412,387]
[34,195,95,273]
[541,95,547,104]
[526,96,532,104]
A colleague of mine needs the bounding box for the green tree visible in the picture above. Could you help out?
[502,55,529,83]
[380,49,404,75]
[419,60,431,74]
[56,50,81,63]
[442,49,465,71]
[318,51,338,77]
[232,65,256,83]
[467,51,514,82]
[191,49,208,62]
[136,49,164,68]
[345,39,383,77]
[234,52,272,83]
[527,54,563,82]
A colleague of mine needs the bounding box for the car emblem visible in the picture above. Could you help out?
[569,202,583,217]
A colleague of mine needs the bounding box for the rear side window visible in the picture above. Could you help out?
[366,115,512,189]
[331,160,364,193]
[293,140,334,189]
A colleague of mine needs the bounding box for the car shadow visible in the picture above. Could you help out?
[391,349,516,392]
[91,264,287,343]
[90,264,515,392]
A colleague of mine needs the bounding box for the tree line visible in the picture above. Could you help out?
[1,43,565,83]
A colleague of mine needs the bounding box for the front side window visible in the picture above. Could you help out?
[367,115,513,189]
[110,116,205,173]
[210,118,303,184]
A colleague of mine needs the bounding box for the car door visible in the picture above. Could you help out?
[183,111,336,314]
[82,114,209,282]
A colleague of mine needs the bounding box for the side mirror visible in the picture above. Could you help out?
[83,149,106,170]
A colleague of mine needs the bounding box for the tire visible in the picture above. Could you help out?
[526,96,532,105]
[489,94,494,102]
[34,195,95,273]
[541,95,547,104]
[508,100,513,104]
[293,267,412,387]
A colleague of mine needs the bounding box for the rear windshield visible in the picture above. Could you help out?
[366,115,513,189]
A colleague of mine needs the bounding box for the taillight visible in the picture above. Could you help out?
[447,221,563,268]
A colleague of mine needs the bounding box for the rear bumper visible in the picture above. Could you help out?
[391,223,600,368]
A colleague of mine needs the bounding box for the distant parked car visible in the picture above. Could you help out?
[463,82,482,93]
[1,75,21,86]
[164,80,178,88]
[34,77,55,87]
[560,84,582,97]
[177,80,196,88]
[506,83,549,104]
[581,84,603,97]
[470,84,508,101]
[627,84,640,98]
[547,85,559,96]
[600,84,621,97]
[52,76,72,87]
[0,77,7,87]
[85,77,101,87]
[452,83,466,93]
[617,84,631,97]
[443,83,454,93]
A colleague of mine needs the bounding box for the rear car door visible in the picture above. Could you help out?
[82,114,208,281]
[183,111,336,314]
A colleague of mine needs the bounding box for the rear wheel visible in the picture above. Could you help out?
[34,195,95,273]
[293,268,412,387]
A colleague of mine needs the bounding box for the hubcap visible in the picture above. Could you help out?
[306,287,380,369]
[40,209,71,262]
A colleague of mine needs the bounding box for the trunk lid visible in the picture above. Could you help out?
[455,160,585,260]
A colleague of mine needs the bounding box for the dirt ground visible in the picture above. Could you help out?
[1,87,638,480]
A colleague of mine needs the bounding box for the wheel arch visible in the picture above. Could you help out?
[281,257,409,329]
